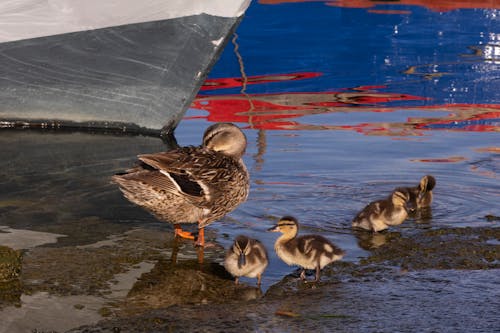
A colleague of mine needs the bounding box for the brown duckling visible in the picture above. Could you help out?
[224,235,269,286]
[402,175,436,209]
[112,122,249,247]
[268,216,345,282]
[352,189,410,232]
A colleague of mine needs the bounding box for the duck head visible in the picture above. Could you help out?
[417,175,436,205]
[268,216,299,238]
[203,123,247,159]
[419,175,436,193]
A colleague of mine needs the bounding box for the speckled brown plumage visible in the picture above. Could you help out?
[112,123,249,246]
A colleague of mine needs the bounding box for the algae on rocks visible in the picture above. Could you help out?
[0,245,22,306]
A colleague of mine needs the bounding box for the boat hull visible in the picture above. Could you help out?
[0,12,243,133]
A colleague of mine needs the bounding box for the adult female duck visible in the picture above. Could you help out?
[113,122,249,247]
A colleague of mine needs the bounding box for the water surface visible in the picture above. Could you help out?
[1,1,499,332]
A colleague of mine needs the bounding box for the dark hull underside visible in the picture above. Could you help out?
[0,13,241,134]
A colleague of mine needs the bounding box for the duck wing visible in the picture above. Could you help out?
[354,200,383,221]
[296,235,344,257]
[137,147,241,205]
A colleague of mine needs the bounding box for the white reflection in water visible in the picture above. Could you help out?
[0,226,66,250]
[0,261,155,333]
[484,32,500,64]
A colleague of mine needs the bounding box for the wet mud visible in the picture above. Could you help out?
[56,226,500,333]
[19,229,169,298]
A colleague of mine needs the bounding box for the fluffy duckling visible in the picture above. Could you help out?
[403,175,436,209]
[224,235,269,286]
[268,216,345,282]
[352,189,411,232]
[112,123,249,247]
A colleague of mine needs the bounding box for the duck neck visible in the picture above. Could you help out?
[275,232,296,249]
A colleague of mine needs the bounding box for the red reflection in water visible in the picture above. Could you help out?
[412,107,500,132]
[192,88,429,131]
[474,147,500,154]
[260,0,500,12]
[201,72,321,91]
[192,72,499,135]
[410,156,467,163]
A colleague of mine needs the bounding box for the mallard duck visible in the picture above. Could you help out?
[224,235,269,286]
[402,175,436,209]
[112,122,249,247]
[352,188,410,232]
[268,216,345,282]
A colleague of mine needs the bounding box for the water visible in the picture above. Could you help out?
[1,2,500,332]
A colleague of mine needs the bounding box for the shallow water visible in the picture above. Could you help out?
[1,1,500,332]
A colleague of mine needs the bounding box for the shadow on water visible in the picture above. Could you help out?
[0,129,266,332]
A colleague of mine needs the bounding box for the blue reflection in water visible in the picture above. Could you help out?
[0,3,498,331]
[0,1,497,298]
[207,2,499,105]
[181,1,500,289]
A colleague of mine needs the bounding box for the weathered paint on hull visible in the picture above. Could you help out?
[0,2,249,133]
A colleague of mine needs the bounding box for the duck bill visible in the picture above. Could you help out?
[238,253,246,268]
[267,225,280,232]
[405,201,416,213]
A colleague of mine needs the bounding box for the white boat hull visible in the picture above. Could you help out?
[0,1,250,133]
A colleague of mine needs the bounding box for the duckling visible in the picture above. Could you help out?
[112,122,249,247]
[268,216,345,282]
[352,189,410,232]
[224,235,269,286]
[403,175,436,209]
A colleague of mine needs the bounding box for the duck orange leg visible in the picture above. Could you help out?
[173,224,205,263]
[174,224,195,240]
[195,227,205,247]
[195,226,205,263]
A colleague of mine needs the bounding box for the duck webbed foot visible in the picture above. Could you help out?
[299,268,321,283]
[174,224,196,240]
[299,269,307,281]
[313,266,321,283]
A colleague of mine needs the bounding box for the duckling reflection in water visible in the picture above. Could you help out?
[268,216,345,283]
[353,229,401,250]
[224,235,269,286]
[112,123,249,247]
[352,189,411,232]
